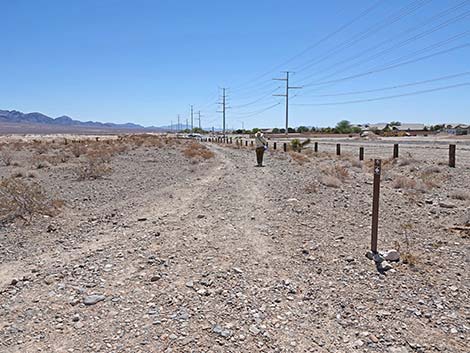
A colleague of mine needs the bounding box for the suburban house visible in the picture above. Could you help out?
[390,123,426,135]
[361,123,427,136]
[445,124,470,135]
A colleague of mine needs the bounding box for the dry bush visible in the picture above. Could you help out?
[319,163,349,188]
[392,176,417,190]
[304,182,318,194]
[0,177,62,224]
[0,149,13,166]
[70,143,87,158]
[449,190,470,201]
[86,149,113,164]
[77,156,112,180]
[419,166,445,189]
[289,152,310,165]
[32,141,50,155]
[182,142,214,160]
[320,175,342,188]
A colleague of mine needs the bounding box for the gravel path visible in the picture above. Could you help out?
[0,139,469,352]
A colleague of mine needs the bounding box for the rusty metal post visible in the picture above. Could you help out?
[359,147,364,161]
[393,144,399,159]
[283,143,287,152]
[314,142,318,152]
[336,144,341,156]
[371,159,382,254]
[273,142,277,150]
[449,144,456,168]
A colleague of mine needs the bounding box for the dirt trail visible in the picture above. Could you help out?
[1,140,469,353]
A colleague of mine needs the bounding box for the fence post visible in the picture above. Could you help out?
[371,159,382,254]
[250,141,253,147]
[245,141,248,147]
[283,143,287,152]
[359,147,364,161]
[449,144,456,168]
[314,142,318,152]
[336,144,341,156]
[273,142,277,150]
[393,144,399,158]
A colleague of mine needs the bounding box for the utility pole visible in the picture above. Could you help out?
[190,105,194,132]
[274,71,302,136]
[177,114,181,132]
[197,111,202,130]
[217,88,227,137]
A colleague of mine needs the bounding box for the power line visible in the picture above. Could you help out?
[228,0,385,92]
[298,71,470,98]
[292,82,470,106]
[294,0,432,74]
[231,87,282,109]
[299,8,470,86]
[301,40,470,88]
[230,102,282,120]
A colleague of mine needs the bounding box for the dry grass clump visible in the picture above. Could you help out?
[319,163,349,188]
[392,176,417,190]
[0,149,13,166]
[304,182,318,194]
[449,190,470,201]
[77,155,112,180]
[70,143,87,158]
[0,177,62,224]
[289,152,310,165]
[319,175,342,188]
[182,142,214,160]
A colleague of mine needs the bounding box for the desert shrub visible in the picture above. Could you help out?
[320,175,342,188]
[322,163,349,181]
[0,177,62,224]
[0,149,13,166]
[77,156,112,180]
[392,176,417,190]
[289,152,310,165]
[290,138,311,152]
[450,190,470,201]
[304,182,318,193]
[182,142,214,160]
[70,143,87,158]
[86,149,113,164]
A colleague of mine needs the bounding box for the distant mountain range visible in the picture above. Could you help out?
[0,109,162,132]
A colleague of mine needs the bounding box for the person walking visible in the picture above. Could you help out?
[254,131,268,167]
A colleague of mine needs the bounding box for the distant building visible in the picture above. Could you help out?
[362,123,389,132]
[391,123,426,134]
[445,124,470,135]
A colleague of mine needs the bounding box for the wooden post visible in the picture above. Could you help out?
[273,142,277,150]
[371,159,382,254]
[336,144,341,156]
[250,141,253,147]
[245,141,248,147]
[449,144,456,168]
[283,143,287,152]
[359,147,364,161]
[393,144,399,158]
[314,142,318,152]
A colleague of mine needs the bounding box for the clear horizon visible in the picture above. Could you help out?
[1,0,469,129]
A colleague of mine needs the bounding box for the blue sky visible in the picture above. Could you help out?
[1,0,469,128]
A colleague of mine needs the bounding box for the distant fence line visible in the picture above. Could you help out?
[203,137,460,168]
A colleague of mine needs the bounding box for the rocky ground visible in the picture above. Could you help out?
[0,136,469,353]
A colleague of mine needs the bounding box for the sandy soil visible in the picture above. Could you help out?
[0,136,469,353]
